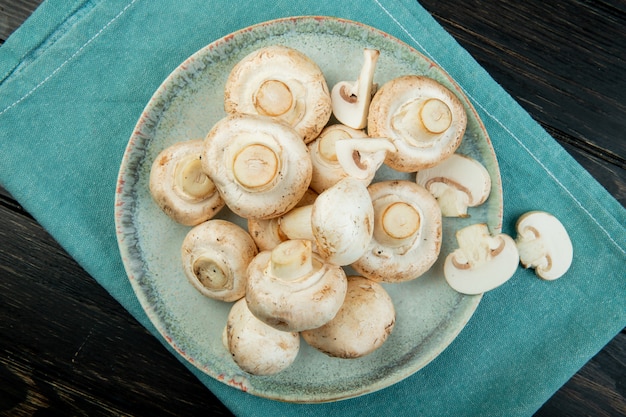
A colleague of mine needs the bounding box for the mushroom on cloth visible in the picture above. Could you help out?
[351,180,442,283]
[416,153,491,217]
[224,45,332,143]
[245,239,348,332]
[368,75,467,172]
[444,223,519,295]
[202,113,312,220]
[181,219,257,302]
[515,211,573,280]
[149,139,224,226]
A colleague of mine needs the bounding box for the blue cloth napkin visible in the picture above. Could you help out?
[1,0,624,416]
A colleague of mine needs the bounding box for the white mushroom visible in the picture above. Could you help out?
[351,180,442,283]
[149,139,224,226]
[308,124,393,193]
[225,298,300,376]
[331,48,380,129]
[444,223,519,295]
[202,113,312,220]
[246,239,348,332]
[181,219,258,302]
[247,188,318,251]
[224,45,332,143]
[416,153,491,217]
[301,276,395,359]
[515,211,573,280]
[278,177,375,266]
[368,75,467,172]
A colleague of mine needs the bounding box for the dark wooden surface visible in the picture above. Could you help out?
[0,0,624,416]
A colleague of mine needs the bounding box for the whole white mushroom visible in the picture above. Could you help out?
[225,298,300,376]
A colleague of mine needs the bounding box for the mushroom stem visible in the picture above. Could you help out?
[232,143,279,190]
[175,156,216,199]
[278,205,314,241]
[372,195,420,248]
[192,257,230,291]
[270,239,314,281]
[420,98,453,133]
[452,223,502,268]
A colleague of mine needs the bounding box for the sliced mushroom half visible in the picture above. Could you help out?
[331,48,380,129]
[351,180,442,283]
[246,239,348,332]
[149,139,224,226]
[308,124,393,193]
[225,298,300,376]
[368,75,467,172]
[515,211,573,280]
[224,45,332,143]
[444,223,519,295]
[301,276,395,359]
[181,219,258,302]
[416,153,491,217]
[202,114,312,220]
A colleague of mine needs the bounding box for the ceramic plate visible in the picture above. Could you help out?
[115,16,503,403]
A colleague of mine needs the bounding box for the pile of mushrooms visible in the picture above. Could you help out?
[148,45,574,376]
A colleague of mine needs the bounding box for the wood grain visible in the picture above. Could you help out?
[1,0,624,416]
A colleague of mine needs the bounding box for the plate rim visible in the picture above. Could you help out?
[114,15,502,403]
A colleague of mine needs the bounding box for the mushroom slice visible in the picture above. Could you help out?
[225,298,300,376]
[368,75,467,172]
[224,45,332,143]
[444,223,519,295]
[278,177,375,266]
[246,239,348,332]
[352,180,442,283]
[416,153,491,217]
[331,48,380,129]
[301,276,395,359]
[515,211,573,280]
[308,124,368,193]
[202,114,312,220]
[334,137,396,180]
[181,219,258,302]
[149,139,225,226]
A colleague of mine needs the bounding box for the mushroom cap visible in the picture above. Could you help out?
[416,153,491,217]
[311,177,375,266]
[444,223,519,295]
[224,45,332,143]
[367,75,467,172]
[351,180,442,283]
[246,240,348,332]
[181,219,258,302]
[149,139,225,226]
[515,211,573,280]
[308,124,369,194]
[202,113,312,220]
[301,276,395,359]
[225,298,300,376]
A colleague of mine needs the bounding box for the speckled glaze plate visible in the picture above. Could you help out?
[115,16,503,403]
